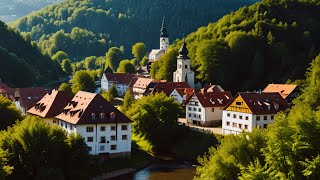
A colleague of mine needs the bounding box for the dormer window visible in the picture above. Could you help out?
[91,113,96,120]
[185,65,188,69]
[100,113,105,120]
[110,112,116,120]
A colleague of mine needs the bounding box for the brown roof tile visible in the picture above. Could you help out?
[14,87,47,110]
[263,84,298,99]
[152,82,191,96]
[55,91,132,125]
[187,91,233,107]
[133,78,154,89]
[104,73,136,85]
[27,90,74,118]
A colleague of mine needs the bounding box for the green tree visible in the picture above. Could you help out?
[71,70,95,94]
[61,59,73,75]
[126,93,181,152]
[117,60,136,74]
[0,96,22,131]
[52,51,69,62]
[152,48,178,81]
[58,83,73,96]
[140,57,149,66]
[0,116,89,179]
[132,42,147,64]
[105,47,123,72]
[108,84,118,98]
[0,149,13,179]
[122,90,134,113]
[84,56,97,70]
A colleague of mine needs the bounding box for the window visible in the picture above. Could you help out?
[53,120,57,124]
[60,122,63,126]
[233,114,236,118]
[264,124,268,128]
[193,114,196,117]
[271,115,274,120]
[264,116,268,120]
[245,116,249,120]
[239,124,242,129]
[86,127,94,132]
[198,108,201,112]
[232,122,237,127]
[226,121,230,126]
[227,113,230,117]
[211,108,214,112]
[188,107,191,111]
[256,116,260,121]
[244,125,248,129]
[111,126,116,131]
[100,145,105,151]
[236,101,242,106]
[188,113,191,117]
[88,146,92,152]
[87,137,93,142]
[193,108,196,111]
[100,136,106,143]
[239,115,243,120]
[199,115,201,118]
[65,123,67,129]
[121,125,128,130]
[111,145,117,150]
[111,135,116,141]
[100,126,106,131]
[122,135,127,140]
[70,125,73,130]
[185,65,188,69]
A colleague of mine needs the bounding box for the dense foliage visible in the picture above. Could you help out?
[0,21,63,87]
[152,0,320,91]
[0,116,89,179]
[195,54,320,179]
[11,0,257,60]
[71,70,95,94]
[0,96,22,131]
[0,0,62,22]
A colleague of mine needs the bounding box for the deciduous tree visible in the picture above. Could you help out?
[71,70,95,94]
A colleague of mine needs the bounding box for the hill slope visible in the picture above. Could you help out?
[11,0,258,61]
[0,20,63,87]
[0,0,62,22]
[151,0,320,91]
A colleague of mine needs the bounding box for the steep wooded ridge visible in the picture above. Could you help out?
[0,0,62,22]
[11,0,258,61]
[0,21,63,87]
[152,0,320,91]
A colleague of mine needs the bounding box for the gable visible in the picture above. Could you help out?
[225,95,252,114]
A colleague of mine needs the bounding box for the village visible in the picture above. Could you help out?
[0,18,300,160]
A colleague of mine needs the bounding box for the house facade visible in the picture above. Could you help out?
[169,88,194,104]
[101,73,135,97]
[222,92,288,135]
[55,91,132,157]
[185,91,233,127]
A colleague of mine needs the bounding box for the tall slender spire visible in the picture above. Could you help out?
[178,36,189,59]
[160,17,169,38]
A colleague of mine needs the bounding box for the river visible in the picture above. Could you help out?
[110,162,196,180]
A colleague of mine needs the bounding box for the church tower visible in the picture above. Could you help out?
[173,38,194,87]
[160,17,169,51]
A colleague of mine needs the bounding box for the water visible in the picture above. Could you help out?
[111,163,196,180]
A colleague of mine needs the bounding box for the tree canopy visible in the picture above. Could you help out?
[0,96,22,131]
[11,0,257,60]
[71,70,95,94]
[152,0,320,91]
[117,60,136,74]
[132,42,147,64]
[105,47,123,72]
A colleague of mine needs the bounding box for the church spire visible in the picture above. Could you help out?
[160,17,169,38]
[178,37,190,59]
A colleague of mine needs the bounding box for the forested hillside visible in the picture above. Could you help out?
[0,0,62,22]
[151,0,320,91]
[11,0,258,61]
[0,21,63,87]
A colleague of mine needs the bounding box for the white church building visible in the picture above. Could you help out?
[173,38,195,88]
[148,17,169,62]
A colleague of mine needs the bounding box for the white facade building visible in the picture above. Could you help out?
[173,39,195,88]
[55,91,132,157]
[101,73,135,97]
[222,92,289,135]
[185,91,233,127]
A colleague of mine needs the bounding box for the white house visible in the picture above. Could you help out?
[101,73,135,97]
[173,38,195,88]
[185,91,233,127]
[222,92,289,135]
[55,91,132,157]
[169,88,194,104]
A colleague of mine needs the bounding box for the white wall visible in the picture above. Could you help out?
[205,107,223,122]
[58,120,132,155]
[169,89,183,104]
[101,74,129,97]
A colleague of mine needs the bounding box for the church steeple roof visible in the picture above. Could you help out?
[160,17,169,38]
[178,37,190,59]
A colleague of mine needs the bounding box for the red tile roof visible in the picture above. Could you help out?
[263,84,298,99]
[225,92,289,115]
[133,78,154,89]
[27,90,74,118]
[14,87,47,110]
[55,91,132,125]
[187,91,233,107]
[152,82,191,96]
[104,73,136,85]
[202,84,224,93]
